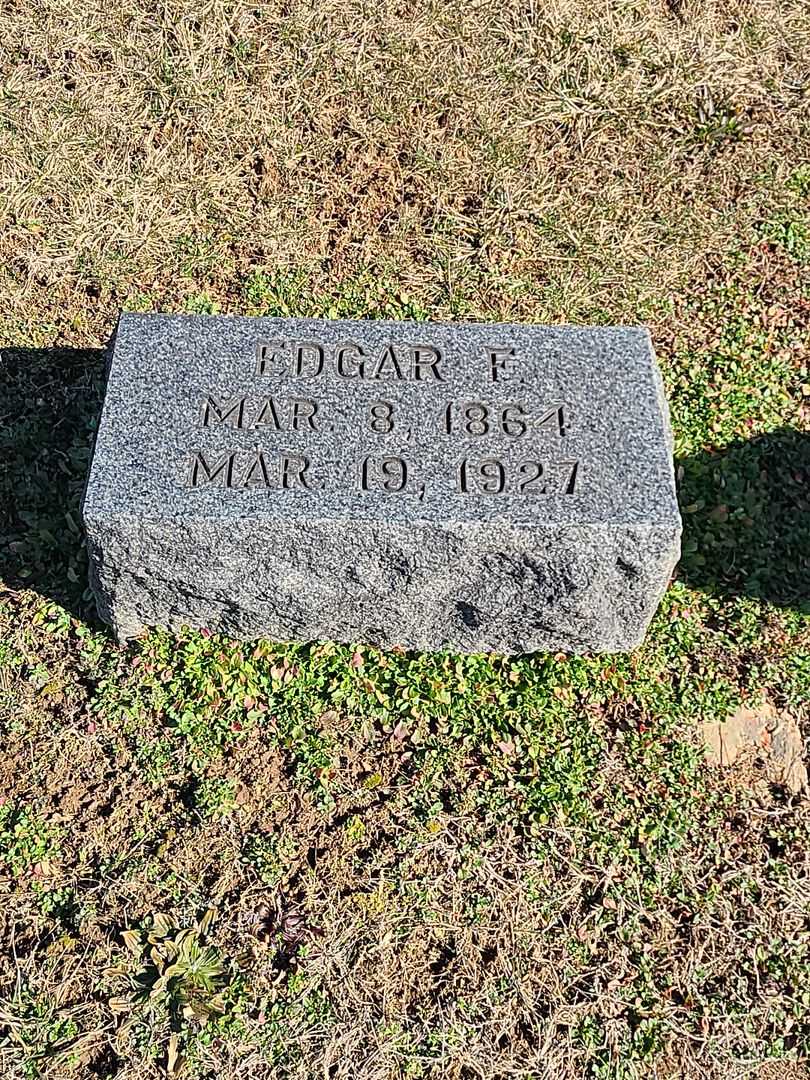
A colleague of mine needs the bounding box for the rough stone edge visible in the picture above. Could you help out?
[84,516,682,654]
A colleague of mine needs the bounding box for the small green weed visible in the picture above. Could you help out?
[183,292,221,316]
[0,987,81,1080]
[758,214,810,263]
[0,804,62,878]
[241,831,297,886]
[189,777,236,819]
[106,911,228,1024]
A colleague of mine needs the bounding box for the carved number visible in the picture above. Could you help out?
[457,458,506,493]
[517,461,545,494]
[359,456,408,492]
[538,404,567,437]
[443,402,564,438]
[369,400,394,433]
[456,459,579,496]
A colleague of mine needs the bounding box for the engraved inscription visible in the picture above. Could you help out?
[255,340,444,381]
[456,458,579,496]
[442,401,567,438]
[202,395,320,431]
[181,337,586,501]
[358,456,409,492]
[187,451,315,490]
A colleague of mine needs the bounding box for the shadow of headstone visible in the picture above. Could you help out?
[0,346,107,622]
[676,427,810,611]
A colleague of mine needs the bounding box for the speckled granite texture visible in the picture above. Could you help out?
[82,314,681,652]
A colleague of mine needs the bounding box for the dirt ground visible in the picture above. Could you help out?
[0,1,809,1077]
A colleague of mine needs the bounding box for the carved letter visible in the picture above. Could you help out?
[371,345,403,380]
[336,343,366,378]
[294,341,325,377]
[411,344,443,380]
[202,395,245,428]
[241,451,272,488]
[252,398,282,430]
[292,399,319,431]
[255,340,289,376]
[188,451,235,488]
[281,454,312,489]
[488,346,518,381]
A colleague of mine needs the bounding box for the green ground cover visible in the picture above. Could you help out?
[1,2,808,1077]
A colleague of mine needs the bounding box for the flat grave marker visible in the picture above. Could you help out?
[82,314,681,652]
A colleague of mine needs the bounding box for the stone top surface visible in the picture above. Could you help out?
[83,313,679,528]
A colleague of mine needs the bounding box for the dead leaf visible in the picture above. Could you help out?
[166,1033,184,1075]
[701,698,807,794]
[198,907,216,934]
[108,996,133,1013]
[121,929,141,954]
[151,912,174,938]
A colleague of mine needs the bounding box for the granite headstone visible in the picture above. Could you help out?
[82,314,681,652]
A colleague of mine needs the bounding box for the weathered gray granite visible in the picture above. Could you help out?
[82,313,681,652]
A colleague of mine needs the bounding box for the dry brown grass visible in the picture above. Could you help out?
[1,0,809,343]
[1,672,808,1080]
[1,3,809,1078]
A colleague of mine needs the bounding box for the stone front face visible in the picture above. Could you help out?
[82,314,681,652]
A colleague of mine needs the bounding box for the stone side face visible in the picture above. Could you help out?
[86,519,681,652]
[83,314,681,653]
